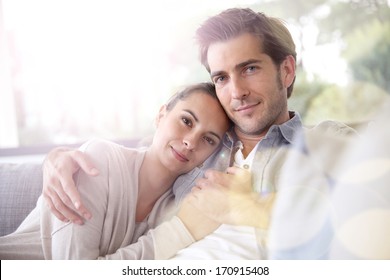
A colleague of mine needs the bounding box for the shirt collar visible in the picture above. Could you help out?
[222,111,303,148]
[275,111,303,144]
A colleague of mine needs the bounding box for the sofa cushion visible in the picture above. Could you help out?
[0,163,43,237]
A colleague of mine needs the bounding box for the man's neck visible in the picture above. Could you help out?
[235,131,264,158]
[234,111,293,157]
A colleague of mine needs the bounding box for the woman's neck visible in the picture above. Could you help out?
[135,149,177,222]
[138,149,177,201]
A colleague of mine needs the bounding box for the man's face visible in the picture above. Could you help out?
[207,33,294,137]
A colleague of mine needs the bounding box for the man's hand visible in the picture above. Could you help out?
[42,147,99,224]
[187,167,275,229]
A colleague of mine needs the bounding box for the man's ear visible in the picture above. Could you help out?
[155,104,167,127]
[281,55,296,88]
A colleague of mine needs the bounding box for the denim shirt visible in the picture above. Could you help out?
[172,111,303,204]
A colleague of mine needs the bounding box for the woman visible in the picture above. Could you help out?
[0,82,230,259]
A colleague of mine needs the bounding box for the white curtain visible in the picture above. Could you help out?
[0,0,19,148]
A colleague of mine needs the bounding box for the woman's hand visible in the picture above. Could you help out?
[187,167,275,229]
[177,195,220,241]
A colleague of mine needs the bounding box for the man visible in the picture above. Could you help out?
[41,8,353,259]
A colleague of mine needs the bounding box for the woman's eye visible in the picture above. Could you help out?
[182,117,192,127]
[204,136,215,145]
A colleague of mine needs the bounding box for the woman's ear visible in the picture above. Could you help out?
[155,104,167,127]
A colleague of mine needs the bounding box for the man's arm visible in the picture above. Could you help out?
[42,147,98,224]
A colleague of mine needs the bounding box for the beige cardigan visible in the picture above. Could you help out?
[0,140,193,259]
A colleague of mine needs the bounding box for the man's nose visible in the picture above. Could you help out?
[230,76,249,99]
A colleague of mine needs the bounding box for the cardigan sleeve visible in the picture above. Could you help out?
[152,216,195,259]
[96,216,194,260]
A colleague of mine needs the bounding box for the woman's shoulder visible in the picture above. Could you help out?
[80,138,121,151]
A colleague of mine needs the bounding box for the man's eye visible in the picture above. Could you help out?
[214,76,226,84]
[246,66,257,73]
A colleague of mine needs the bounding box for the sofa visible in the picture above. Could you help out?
[0,123,357,238]
[0,163,43,237]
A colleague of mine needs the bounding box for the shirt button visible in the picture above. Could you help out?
[243,164,250,169]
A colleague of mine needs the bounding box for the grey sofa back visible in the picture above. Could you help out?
[0,163,42,236]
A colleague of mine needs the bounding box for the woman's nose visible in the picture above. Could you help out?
[183,134,198,150]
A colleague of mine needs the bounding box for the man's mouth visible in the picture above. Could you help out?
[234,102,260,113]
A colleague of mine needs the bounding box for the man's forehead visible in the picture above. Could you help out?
[207,37,267,73]
[206,33,264,70]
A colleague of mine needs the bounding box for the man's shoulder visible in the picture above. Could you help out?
[306,120,358,138]
[301,120,359,174]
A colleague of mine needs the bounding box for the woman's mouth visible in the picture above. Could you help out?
[171,147,189,162]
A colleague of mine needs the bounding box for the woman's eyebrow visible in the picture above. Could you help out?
[183,109,198,122]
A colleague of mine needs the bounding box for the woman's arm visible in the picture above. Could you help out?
[98,197,220,260]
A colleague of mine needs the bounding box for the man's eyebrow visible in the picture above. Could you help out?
[210,70,225,80]
[183,109,222,140]
[235,59,262,70]
[210,59,263,79]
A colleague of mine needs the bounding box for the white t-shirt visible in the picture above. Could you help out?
[172,142,263,260]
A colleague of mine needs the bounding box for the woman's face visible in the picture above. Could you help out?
[152,91,229,175]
